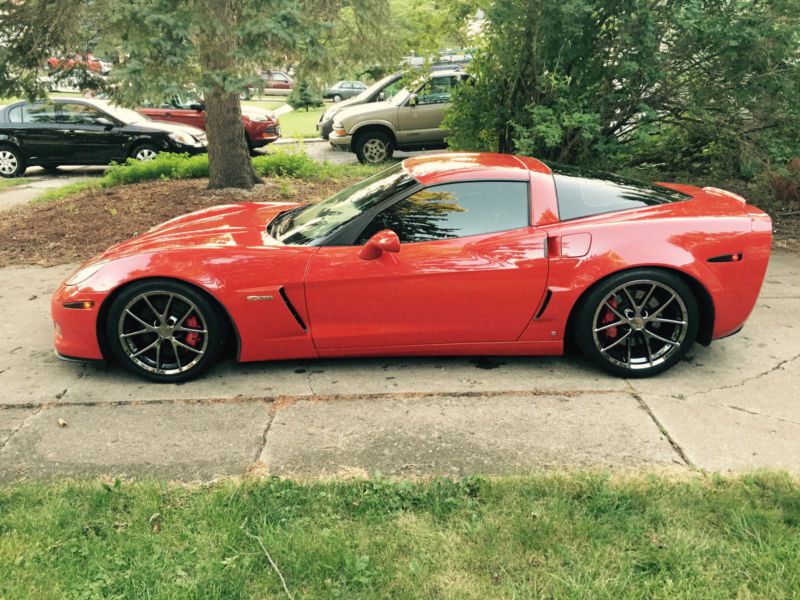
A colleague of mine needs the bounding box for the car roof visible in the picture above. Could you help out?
[402,152,551,185]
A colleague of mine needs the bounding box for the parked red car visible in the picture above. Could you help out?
[260,70,293,90]
[51,152,772,383]
[46,53,111,75]
[138,98,280,149]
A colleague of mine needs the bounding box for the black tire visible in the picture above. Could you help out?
[0,145,26,178]
[106,279,226,383]
[129,143,159,162]
[333,94,343,103]
[574,269,699,378]
[354,129,394,165]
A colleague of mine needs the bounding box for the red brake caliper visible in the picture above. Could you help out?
[600,297,619,339]
[184,315,201,347]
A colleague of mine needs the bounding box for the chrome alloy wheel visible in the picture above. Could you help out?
[0,150,19,175]
[134,147,158,161]
[591,280,689,371]
[362,138,388,163]
[117,291,209,375]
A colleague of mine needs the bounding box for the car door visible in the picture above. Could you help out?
[304,180,549,350]
[396,75,457,146]
[7,102,67,162]
[56,102,128,163]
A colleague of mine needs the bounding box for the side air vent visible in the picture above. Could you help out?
[708,253,743,263]
[279,287,308,331]
[535,289,553,320]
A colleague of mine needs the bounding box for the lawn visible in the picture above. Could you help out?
[242,97,287,111]
[277,106,327,139]
[0,178,27,191]
[1,472,799,599]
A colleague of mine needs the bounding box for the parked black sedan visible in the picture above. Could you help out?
[0,98,207,177]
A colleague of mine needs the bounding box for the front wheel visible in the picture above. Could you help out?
[354,130,394,164]
[333,94,342,103]
[106,279,225,383]
[575,270,699,377]
[0,146,26,178]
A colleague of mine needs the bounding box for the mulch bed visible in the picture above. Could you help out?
[0,178,356,266]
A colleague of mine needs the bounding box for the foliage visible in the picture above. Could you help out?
[2,472,800,598]
[446,0,800,192]
[33,151,380,203]
[288,81,324,111]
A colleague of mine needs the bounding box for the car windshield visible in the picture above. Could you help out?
[269,163,416,245]
[93,102,150,124]
[353,73,400,102]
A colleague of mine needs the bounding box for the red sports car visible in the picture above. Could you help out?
[51,153,772,383]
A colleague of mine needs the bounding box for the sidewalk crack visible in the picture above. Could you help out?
[0,407,43,453]
[626,381,696,469]
[689,353,800,398]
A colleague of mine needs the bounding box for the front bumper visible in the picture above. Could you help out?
[316,119,333,140]
[247,122,281,147]
[167,141,208,155]
[51,281,105,361]
[329,132,352,150]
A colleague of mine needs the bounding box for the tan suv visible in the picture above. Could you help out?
[328,70,467,164]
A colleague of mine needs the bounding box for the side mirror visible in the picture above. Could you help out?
[95,117,114,129]
[408,93,418,107]
[377,91,386,101]
[359,229,401,260]
[190,103,205,111]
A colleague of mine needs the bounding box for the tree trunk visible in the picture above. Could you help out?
[198,0,261,190]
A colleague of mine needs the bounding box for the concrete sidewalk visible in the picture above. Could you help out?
[0,251,798,482]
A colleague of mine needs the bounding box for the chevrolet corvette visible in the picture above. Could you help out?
[51,152,772,382]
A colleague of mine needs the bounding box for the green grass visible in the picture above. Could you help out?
[277,106,327,139]
[32,150,380,204]
[1,472,798,599]
[242,98,286,111]
[0,178,28,191]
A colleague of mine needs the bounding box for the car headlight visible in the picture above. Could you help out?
[66,260,108,286]
[169,131,199,145]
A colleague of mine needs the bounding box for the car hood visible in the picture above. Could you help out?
[335,101,397,126]
[241,106,277,121]
[133,119,206,136]
[100,201,301,259]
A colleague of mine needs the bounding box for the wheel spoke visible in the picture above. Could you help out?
[177,305,195,327]
[130,339,159,359]
[622,287,638,311]
[170,339,183,371]
[650,317,686,326]
[604,301,625,321]
[154,340,161,371]
[601,329,632,352]
[125,309,154,330]
[644,329,679,347]
[594,320,625,333]
[143,296,161,322]
[639,284,657,312]
[162,294,174,321]
[642,331,654,366]
[650,294,676,318]
[172,338,203,354]
[121,328,152,338]
[626,335,632,367]
[176,326,207,334]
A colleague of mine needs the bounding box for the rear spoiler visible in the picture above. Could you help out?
[702,187,746,204]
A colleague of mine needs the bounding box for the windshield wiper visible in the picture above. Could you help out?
[267,205,304,239]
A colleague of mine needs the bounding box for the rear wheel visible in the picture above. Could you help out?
[106,279,225,383]
[333,94,343,103]
[130,144,159,161]
[354,130,394,164]
[575,269,698,377]
[0,146,25,178]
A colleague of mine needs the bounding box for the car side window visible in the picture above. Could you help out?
[19,102,56,124]
[355,181,530,244]
[58,103,107,126]
[417,76,456,105]
[550,164,690,221]
[7,106,23,123]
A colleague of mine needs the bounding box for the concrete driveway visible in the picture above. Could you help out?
[0,250,797,482]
